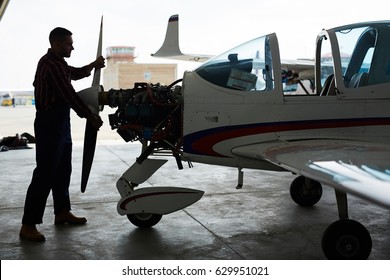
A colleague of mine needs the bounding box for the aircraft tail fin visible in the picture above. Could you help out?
[152,14,183,58]
[152,14,212,62]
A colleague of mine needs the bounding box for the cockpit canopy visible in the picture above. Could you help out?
[318,21,390,94]
[195,35,275,91]
[194,21,390,96]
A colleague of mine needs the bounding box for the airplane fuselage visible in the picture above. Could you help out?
[181,22,390,172]
[182,70,390,169]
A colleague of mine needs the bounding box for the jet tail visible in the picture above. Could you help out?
[151,14,212,62]
[152,15,183,58]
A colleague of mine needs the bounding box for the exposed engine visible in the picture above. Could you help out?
[100,80,184,167]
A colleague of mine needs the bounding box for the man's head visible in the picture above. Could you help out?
[49,27,74,58]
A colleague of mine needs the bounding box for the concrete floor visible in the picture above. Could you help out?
[1,141,390,260]
[1,106,390,260]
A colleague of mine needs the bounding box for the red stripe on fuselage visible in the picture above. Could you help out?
[185,118,390,157]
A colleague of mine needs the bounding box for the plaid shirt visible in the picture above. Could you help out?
[33,48,93,118]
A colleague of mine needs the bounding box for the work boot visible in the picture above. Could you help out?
[19,224,45,242]
[55,211,87,225]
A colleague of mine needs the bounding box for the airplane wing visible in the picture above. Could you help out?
[281,59,314,78]
[232,139,390,209]
[151,14,213,62]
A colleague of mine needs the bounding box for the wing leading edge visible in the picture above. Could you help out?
[233,139,390,208]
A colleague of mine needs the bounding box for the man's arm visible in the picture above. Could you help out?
[81,55,105,130]
[88,113,103,130]
[85,55,105,73]
[70,56,106,80]
[48,60,104,129]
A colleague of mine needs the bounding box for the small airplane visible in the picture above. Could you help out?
[78,15,390,259]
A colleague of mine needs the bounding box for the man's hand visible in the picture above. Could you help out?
[88,114,103,130]
[93,56,105,69]
[87,56,105,72]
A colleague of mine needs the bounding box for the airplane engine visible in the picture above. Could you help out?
[101,81,182,146]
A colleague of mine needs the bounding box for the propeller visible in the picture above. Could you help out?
[80,16,103,193]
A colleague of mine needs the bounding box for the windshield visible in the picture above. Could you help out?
[335,23,390,87]
[195,35,274,91]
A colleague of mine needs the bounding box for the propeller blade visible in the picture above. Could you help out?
[81,122,98,193]
[92,16,103,87]
[81,16,103,193]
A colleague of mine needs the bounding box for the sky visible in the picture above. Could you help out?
[0,0,389,91]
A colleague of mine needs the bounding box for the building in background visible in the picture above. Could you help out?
[103,46,177,89]
[0,90,34,106]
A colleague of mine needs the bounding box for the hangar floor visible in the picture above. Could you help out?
[0,106,389,260]
[1,141,390,260]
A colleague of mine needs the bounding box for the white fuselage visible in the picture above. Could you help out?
[181,71,390,170]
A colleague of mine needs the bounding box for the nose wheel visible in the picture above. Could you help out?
[321,219,372,259]
[127,213,163,228]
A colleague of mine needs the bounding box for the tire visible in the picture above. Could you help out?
[126,213,162,228]
[290,176,322,207]
[321,219,372,259]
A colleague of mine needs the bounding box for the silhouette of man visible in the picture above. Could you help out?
[20,27,104,241]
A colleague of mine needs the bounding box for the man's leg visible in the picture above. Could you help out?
[52,142,72,214]
[20,111,63,241]
[22,167,52,225]
[53,142,87,225]
[20,165,52,242]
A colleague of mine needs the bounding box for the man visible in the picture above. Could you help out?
[20,27,105,241]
